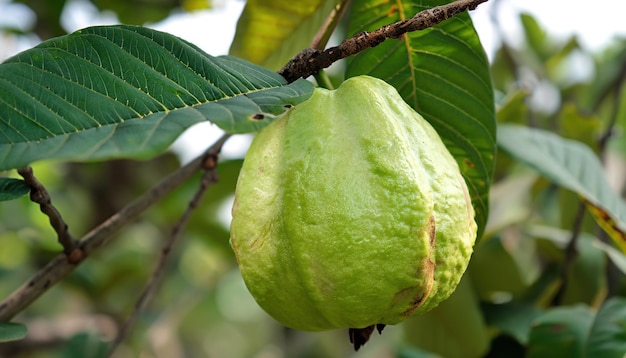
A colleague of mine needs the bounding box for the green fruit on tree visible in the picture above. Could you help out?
[230,75,477,344]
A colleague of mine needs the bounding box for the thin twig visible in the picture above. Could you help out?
[598,67,626,156]
[551,201,586,306]
[309,1,351,90]
[279,0,489,82]
[310,0,352,51]
[107,135,230,356]
[17,167,77,256]
[0,135,231,322]
[592,56,626,114]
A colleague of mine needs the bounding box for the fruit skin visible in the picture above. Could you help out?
[230,75,476,331]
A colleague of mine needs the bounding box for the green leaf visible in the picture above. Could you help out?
[61,332,108,358]
[483,301,543,345]
[519,13,549,61]
[0,25,314,171]
[496,90,528,125]
[527,299,626,358]
[498,125,626,253]
[557,103,602,151]
[346,0,496,240]
[587,297,626,357]
[598,240,626,274]
[229,0,343,71]
[0,321,27,342]
[0,178,29,201]
[527,305,594,358]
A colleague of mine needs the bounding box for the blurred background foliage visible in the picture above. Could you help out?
[0,0,626,357]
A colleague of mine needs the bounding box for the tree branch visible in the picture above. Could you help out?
[107,135,229,356]
[17,167,77,256]
[0,135,231,322]
[598,65,626,156]
[279,0,489,82]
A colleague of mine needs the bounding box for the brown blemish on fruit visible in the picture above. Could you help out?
[427,214,436,246]
[401,214,436,317]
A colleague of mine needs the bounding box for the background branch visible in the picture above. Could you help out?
[108,135,229,356]
[0,135,231,322]
[279,0,489,82]
[310,0,351,51]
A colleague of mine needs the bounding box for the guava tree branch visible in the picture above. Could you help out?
[598,64,626,154]
[108,135,229,356]
[17,167,77,256]
[279,0,489,82]
[0,135,231,322]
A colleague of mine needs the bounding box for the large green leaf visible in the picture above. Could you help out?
[229,0,343,71]
[346,0,496,239]
[498,125,626,253]
[0,25,314,171]
[526,305,594,358]
[527,298,626,357]
[586,297,626,357]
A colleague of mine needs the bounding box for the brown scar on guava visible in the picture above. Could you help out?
[401,214,436,317]
[348,215,436,351]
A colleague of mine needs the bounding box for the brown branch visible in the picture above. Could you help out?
[279,0,489,82]
[0,135,231,322]
[598,66,626,156]
[17,167,77,256]
[107,134,230,356]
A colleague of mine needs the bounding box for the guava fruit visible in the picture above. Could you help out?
[230,75,477,347]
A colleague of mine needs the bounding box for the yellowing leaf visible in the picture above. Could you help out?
[229,0,343,71]
[584,200,626,253]
[498,125,626,255]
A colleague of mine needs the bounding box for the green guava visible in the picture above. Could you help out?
[230,76,477,336]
